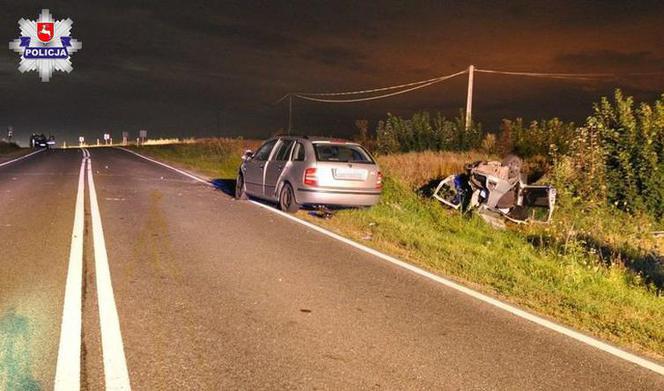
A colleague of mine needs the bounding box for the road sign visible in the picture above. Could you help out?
[104,133,110,141]
[139,129,147,139]
[79,136,84,143]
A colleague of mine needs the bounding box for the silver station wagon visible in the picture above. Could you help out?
[235,136,383,212]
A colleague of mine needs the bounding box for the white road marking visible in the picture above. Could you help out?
[118,148,664,376]
[87,157,132,390]
[0,148,45,168]
[117,147,209,184]
[54,155,87,391]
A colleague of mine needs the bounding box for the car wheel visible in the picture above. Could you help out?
[279,183,299,213]
[235,174,248,200]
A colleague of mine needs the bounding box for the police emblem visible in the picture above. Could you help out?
[8,9,82,82]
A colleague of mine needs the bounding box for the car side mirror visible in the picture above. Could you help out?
[242,150,254,161]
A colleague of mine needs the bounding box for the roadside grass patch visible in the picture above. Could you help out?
[303,177,664,357]
[0,142,26,161]
[128,138,259,179]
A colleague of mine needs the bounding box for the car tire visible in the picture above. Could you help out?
[279,183,299,213]
[235,174,248,200]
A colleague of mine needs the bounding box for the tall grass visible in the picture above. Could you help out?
[131,138,260,178]
[0,142,20,155]
[377,150,490,190]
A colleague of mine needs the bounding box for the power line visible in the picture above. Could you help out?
[276,69,468,103]
[281,67,664,103]
[293,72,463,97]
[475,68,664,80]
[292,69,468,103]
[278,65,664,130]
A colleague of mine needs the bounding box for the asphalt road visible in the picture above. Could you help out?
[1,148,662,390]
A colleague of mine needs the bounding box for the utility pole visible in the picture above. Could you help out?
[288,95,293,135]
[465,65,474,130]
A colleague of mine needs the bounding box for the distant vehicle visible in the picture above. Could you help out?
[236,136,383,213]
[30,134,49,149]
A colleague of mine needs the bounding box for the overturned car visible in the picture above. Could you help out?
[432,155,556,225]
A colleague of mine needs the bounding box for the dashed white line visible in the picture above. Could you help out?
[0,148,45,168]
[54,153,87,391]
[118,147,664,376]
[87,155,132,390]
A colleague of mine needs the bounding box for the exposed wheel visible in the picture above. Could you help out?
[279,183,299,213]
[235,174,248,200]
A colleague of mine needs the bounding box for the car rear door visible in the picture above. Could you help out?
[243,139,277,195]
[263,139,295,200]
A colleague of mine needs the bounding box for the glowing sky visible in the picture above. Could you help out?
[1,1,663,145]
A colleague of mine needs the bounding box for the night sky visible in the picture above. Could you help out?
[2,1,664,146]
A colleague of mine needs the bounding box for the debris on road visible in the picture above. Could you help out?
[308,206,335,219]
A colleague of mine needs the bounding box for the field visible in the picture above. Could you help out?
[128,139,664,359]
[0,142,27,161]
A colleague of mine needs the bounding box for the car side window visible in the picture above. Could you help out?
[253,140,277,161]
[292,142,305,161]
[274,139,295,161]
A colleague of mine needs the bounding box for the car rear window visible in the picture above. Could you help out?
[313,144,374,164]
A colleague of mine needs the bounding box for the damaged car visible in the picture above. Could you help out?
[432,155,556,225]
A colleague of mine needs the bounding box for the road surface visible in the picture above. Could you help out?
[0,148,662,390]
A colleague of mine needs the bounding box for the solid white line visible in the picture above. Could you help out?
[0,148,45,168]
[87,158,132,390]
[53,156,87,391]
[117,147,209,184]
[117,148,664,376]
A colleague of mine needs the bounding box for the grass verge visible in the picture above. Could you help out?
[127,139,664,360]
[0,142,30,162]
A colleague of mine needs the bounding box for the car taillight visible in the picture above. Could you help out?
[376,171,383,189]
[304,167,317,186]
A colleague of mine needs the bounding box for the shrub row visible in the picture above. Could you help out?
[554,90,664,218]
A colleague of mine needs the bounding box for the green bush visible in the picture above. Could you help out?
[376,111,482,154]
[498,118,576,158]
[374,111,574,160]
[554,90,664,218]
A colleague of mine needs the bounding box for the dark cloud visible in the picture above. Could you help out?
[301,45,369,71]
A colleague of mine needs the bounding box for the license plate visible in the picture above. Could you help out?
[333,168,367,180]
